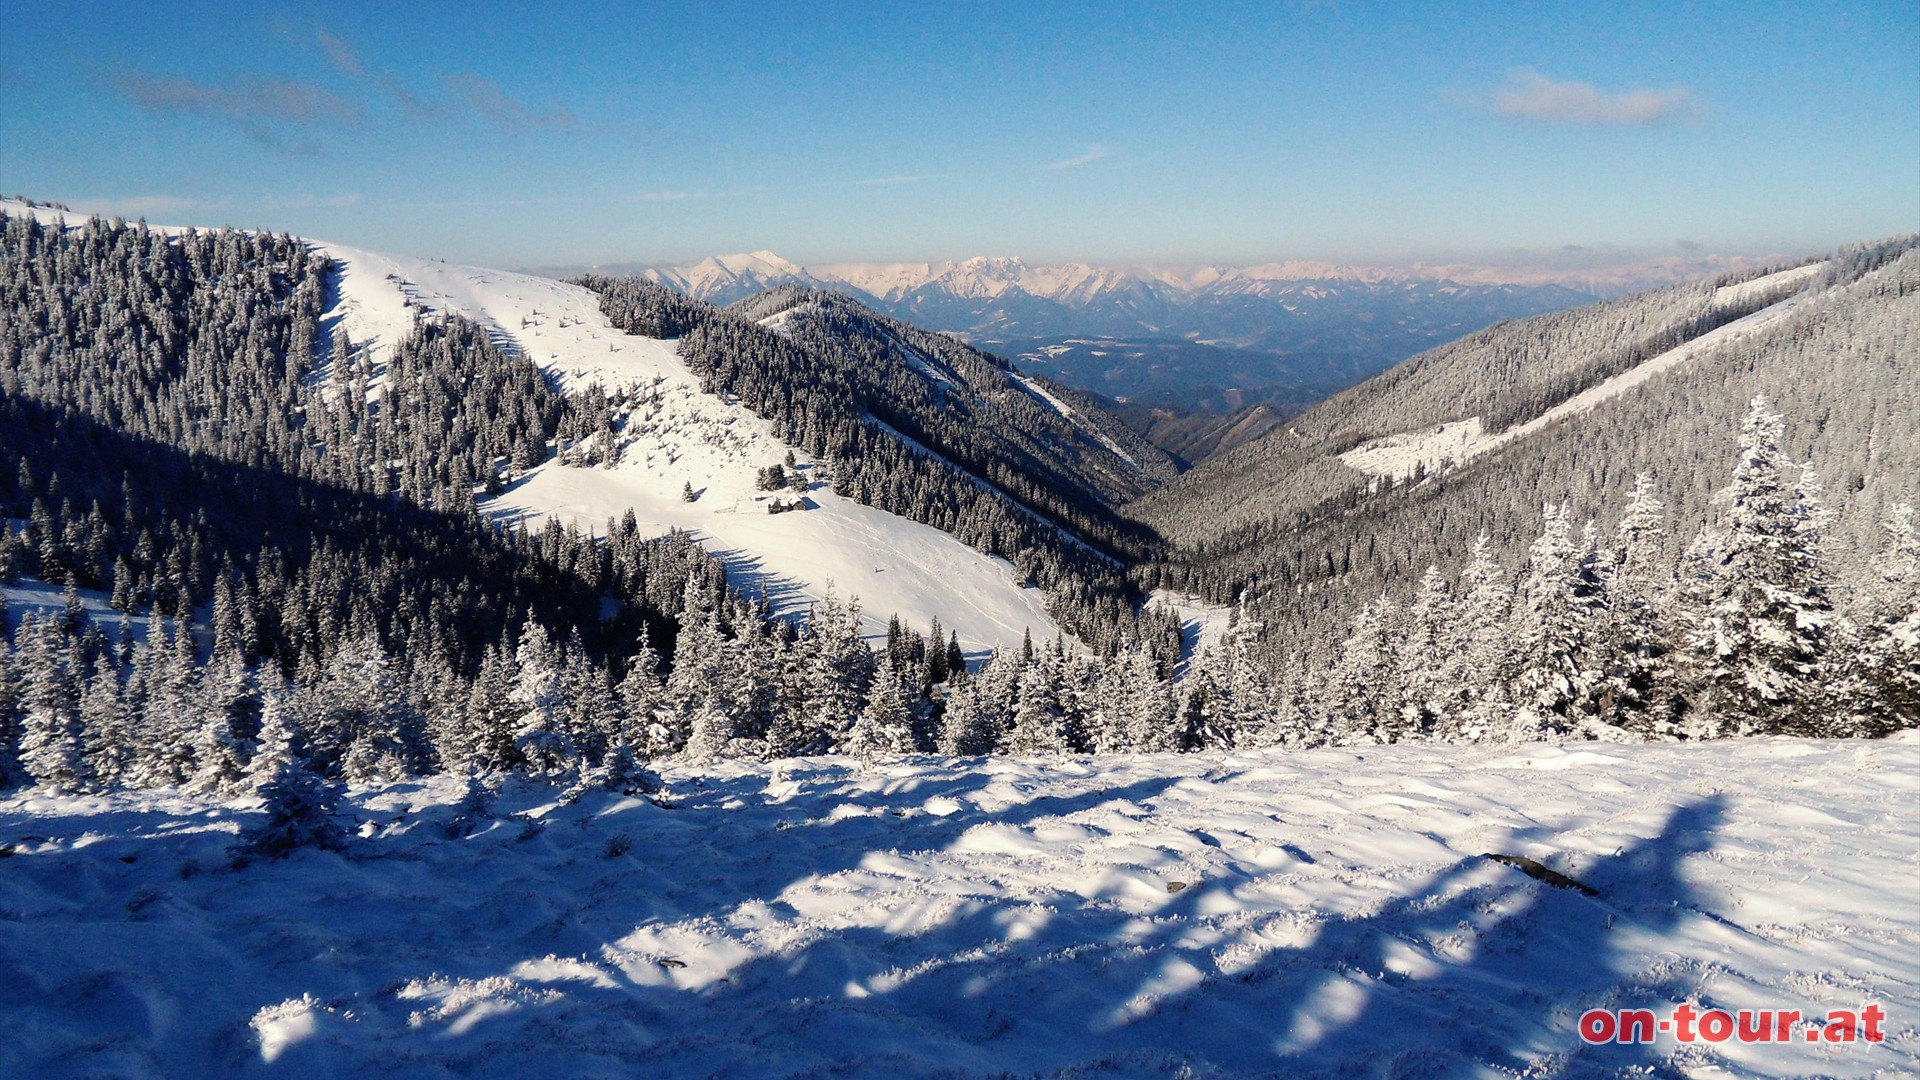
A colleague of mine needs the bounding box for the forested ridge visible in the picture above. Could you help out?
[1,210,1913,814]
[1132,239,1920,665]
[580,275,1181,658]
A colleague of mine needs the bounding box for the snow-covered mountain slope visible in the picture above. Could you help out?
[1337,262,1830,484]
[715,285,1176,503]
[5,735,1914,1078]
[1132,239,1919,647]
[595,247,1779,430]
[315,242,1062,655]
[639,250,826,302]
[619,250,1774,308]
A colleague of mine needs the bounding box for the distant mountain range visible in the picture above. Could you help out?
[535,250,1781,462]
[579,250,1774,309]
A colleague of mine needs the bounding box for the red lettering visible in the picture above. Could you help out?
[1737,1009,1771,1042]
[1775,1009,1801,1041]
[1698,1009,1733,1043]
[1672,1003,1698,1042]
[1862,1004,1886,1043]
[1619,1008,1657,1044]
[1823,1011,1857,1043]
[1578,1009,1615,1044]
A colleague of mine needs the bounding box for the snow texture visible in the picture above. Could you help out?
[3,736,1914,1078]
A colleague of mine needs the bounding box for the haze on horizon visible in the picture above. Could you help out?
[1,0,1913,271]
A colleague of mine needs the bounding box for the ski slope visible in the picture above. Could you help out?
[309,242,1065,657]
[3,735,1913,1078]
[1339,263,1831,485]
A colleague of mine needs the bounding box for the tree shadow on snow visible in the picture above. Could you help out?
[3,771,1735,1078]
[622,789,1733,1079]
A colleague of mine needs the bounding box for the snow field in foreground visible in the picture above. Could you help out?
[2,735,1915,1078]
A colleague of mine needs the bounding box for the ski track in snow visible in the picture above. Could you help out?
[1014,373,1143,471]
[310,241,1064,657]
[1340,263,1830,485]
[2,736,1914,1078]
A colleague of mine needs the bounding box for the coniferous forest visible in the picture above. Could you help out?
[0,209,1915,813]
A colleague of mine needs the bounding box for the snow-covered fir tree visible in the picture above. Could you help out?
[1445,534,1515,741]
[1839,503,1920,733]
[938,677,996,756]
[509,621,574,775]
[683,700,734,764]
[1396,566,1452,735]
[1005,660,1069,755]
[1603,472,1676,733]
[1679,396,1835,735]
[186,648,254,795]
[1507,504,1606,741]
[243,757,349,858]
[17,614,86,789]
[845,674,919,761]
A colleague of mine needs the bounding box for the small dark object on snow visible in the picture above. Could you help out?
[1166,881,1190,894]
[1481,852,1599,896]
[658,957,687,969]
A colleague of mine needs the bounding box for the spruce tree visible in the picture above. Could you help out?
[1397,566,1451,734]
[1509,504,1604,740]
[186,649,254,795]
[1005,661,1068,755]
[243,758,349,857]
[683,700,733,763]
[248,672,302,792]
[845,675,918,762]
[1840,503,1920,733]
[18,615,87,790]
[937,680,994,756]
[510,621,573,774]
[79,654,133,787]
[1604,472,1676,733]
[1679,397,1835,734]
[1445,534,1513,741]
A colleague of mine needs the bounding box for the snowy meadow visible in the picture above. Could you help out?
[3,736,1915,1079]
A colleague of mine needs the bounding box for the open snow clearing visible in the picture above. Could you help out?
[3,735,1913,1079]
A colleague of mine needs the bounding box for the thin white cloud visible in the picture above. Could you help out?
[1489,69,1698,127]
[259,192,362,210]
[441,73,575,130]
[313,28,364,79]
[630,187,764,203]
[114,71,363,128]
[846,174,936,188]
[312,27,439,119]
[1044,145,1113,171]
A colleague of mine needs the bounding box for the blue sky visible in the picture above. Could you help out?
[1,1,1913,268]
